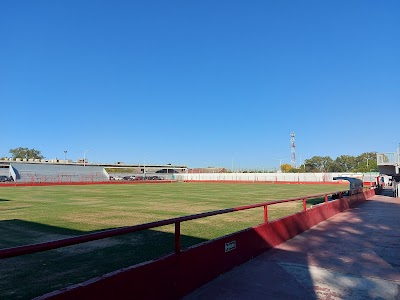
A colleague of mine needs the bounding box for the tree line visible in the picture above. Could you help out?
[281,152,378,173]
[1,147,44,160]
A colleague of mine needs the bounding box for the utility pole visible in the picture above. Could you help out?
[291,132,296,168]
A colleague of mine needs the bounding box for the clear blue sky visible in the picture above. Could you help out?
[1,1,399,169]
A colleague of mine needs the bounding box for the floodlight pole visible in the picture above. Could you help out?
[276,158,285,173]
[64,150,67,164]
[84,149,91,166]
[298,154,302,171]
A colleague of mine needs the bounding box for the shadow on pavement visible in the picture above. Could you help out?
[186,196,400,299]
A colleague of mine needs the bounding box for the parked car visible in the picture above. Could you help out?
[0,175,10,182]
[156,169,179,174]
[113,176,123,181]
[148,176,164,180]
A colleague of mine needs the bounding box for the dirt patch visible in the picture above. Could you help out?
[56,238,122,255]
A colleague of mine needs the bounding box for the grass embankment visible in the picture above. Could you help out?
[0,182,346,299]
[104,167,136,173]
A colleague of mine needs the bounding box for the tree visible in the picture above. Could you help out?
[9,147,44,160]
[326,161,345,172]
[355,152,377,172]
[290,167,302,173]
[304,156,333,172]
[334,155,359,172]
[280,163,292,173]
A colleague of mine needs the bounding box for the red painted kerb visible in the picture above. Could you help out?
[3,188,376,299]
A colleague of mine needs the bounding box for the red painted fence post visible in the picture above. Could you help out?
[339,192,342,199]
[303,198,307,211]
[325,194,328,203]
[175,222,181,254]
[263,205,268,223]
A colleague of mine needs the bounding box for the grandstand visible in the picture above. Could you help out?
[9,163,109,183]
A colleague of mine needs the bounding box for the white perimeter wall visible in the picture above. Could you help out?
[176,172,379,183]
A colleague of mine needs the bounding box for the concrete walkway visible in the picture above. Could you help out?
[184,195,400,299]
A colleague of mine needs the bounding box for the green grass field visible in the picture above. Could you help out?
[0,182,346,299]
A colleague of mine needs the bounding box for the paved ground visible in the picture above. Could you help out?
[184,194,400,299]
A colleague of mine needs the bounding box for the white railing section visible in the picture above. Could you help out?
[175,172,378,183]
[377,153,396,165]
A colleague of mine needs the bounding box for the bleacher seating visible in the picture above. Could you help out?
[0,167,9,176]
[10,163,109,183]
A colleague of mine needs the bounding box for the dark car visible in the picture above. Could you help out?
[0,175,10,182]
[156,169,179,174]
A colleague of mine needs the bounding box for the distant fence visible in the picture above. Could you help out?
[0,171,380,187]
[176,172,379,184]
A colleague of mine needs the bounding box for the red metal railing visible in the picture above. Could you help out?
[0,188,358,259]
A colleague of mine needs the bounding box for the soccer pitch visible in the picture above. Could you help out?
[0,182,346,299]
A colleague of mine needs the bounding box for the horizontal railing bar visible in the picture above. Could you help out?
[0,189,349,259]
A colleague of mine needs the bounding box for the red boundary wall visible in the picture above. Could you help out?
[184,181,375,186]
[0,180,374,188]
[0,180,173,187]
[183,180,349,185]
[0,180,340,187]
[39,188,376,300]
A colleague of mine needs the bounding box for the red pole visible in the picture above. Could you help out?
[263,205,268,223]
[325,194,328,203]
[175,222,181,254]
[339,192,342,199]
[303,198,307,211]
